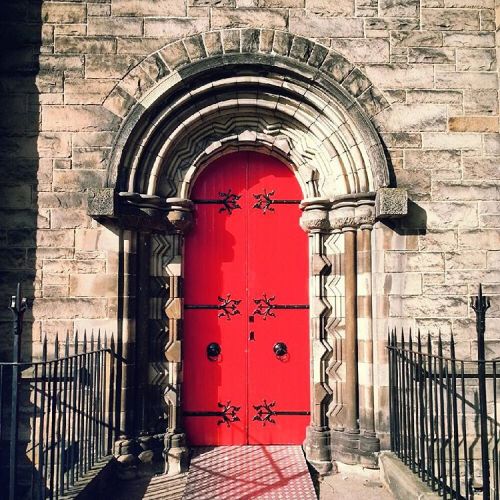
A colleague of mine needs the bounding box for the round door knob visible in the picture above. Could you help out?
[207,342,221,360]
[273,342,288,357]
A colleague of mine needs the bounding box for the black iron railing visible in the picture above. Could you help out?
[388,285,497,500]
[0,284,117,499]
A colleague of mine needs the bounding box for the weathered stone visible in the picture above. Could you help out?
[55,36,116,54]
[160,41,191,70]
[443,32,495,47]
[307,43,328,68]
[405,150,461,170]
[342,69,371,98]
[422,8,480,30]
[464,90,498,115]
[117,37,173,54]
[421,132,482,150]
[50,209,90,229]
[212,7,287,29]
[88,17,143,37]
[445,251,487,270]
[384,273,423,296]
[330,39,389,63]
[87,188,116,218]
[419,230,457,251]
[320,51,354,83]
[289,36,314,63]
[435,70,498,89]
[357,86,390,116]
[37,230,75,248]
[203,31,223,56]
[222,29,241,53]
[272,31,293,56]
[394,295,468,318]
[289,14,364,38]
[408,47,455,64]
[376,104,447,132]
[70,274,117,297]
[463,157,500,180]
[379,0,419,17]
[306,0,355,16]
[364,64,434,88]
[40,55,85,78]
[64,79,116,105]
[385,251,444,272]
[456,48,496,71]
[104,87,136,118]
[433,181,499,201]
[419,201,478,228]
[42,3,86,24]
[449,116,498,133]
[484,134,500,155]
[143,17,209,39]
[53,170,106,192]
[184,34,208,61]
[112,0,185,16]
[391,31,442,47]
[42,105,120,132]
[376,188,408,219]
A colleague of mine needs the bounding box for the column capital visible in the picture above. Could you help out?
[166,198,194,235]
[299,197,332,234]
[330,194,375,231]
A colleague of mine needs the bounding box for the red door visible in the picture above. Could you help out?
[183,151,310,445]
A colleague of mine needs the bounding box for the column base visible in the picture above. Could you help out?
[163,431,189,476]
[331,428,380,468]
[303,425,334,475]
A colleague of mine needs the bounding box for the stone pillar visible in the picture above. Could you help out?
[162,198,193,475]
[357,223,380,467]
[300,198,333,475]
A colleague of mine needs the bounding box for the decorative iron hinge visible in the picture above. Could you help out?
[184,401,241,427]
[185,294,241,320]
[252,400,310,426]
[252,189,300,213]
[192,189,242,215]
[252,294,309,320]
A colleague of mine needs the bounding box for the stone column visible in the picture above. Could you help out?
[162,198,193,475]
[300,198,333,475]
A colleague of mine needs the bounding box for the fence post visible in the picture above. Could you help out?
[471,283,491,499]
[8,283,28,500]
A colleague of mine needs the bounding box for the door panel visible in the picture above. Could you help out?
[183,151,309,446]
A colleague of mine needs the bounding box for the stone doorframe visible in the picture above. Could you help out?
[88,29,407,475]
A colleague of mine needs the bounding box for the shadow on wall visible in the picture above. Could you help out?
[0,0,42,495]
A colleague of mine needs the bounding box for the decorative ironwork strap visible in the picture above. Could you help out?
[252,400,310,426]
[185,294,241,320]
[192,189,242,215]
[253,189,300,213]
[252,294,309,320]
[184,401,241,427]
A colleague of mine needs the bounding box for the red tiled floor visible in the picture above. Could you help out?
[183,446,317,500]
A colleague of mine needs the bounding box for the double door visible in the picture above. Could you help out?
[183,151,310,445]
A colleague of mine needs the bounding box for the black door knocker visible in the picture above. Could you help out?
[273,342,288,360]
[207,342,221,361]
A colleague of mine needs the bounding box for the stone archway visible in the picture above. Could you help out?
[88,29,407,475]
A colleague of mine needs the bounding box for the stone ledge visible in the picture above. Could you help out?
[376,188,408,219]
[379,451,440,500]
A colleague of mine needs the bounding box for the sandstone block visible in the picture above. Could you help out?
[444,0,493,6]
[38,132,72,158]
[203,31,223,56]
[464,89,498,115]
[445,251,487,270]
[395,295,468,318]
[212,7,287,30]
[422,8,480,31]
[55,24,87,36]
[89,17,142,37]
[272,31,293,56]
[421,132,482,150]
[117,37,173,54]
[408,47,455,64]
[50,209,90,229]
[103,87,136,118]
[292,16,364,38]
[419,230,457,251]
[306,0,354,16]
[342,69,371,97]
[184,34,208,60]
[363,64,434,89]
[222,29,241,53]
[70,274,117,297]
[73,132,114,149]
[289,36,314,63]
[391,31,442,47]
[42,3,86,24]
[160,41,190,70]
[379,0,419,17]
[40,55,85,78]
[375,104,447,132]
[449,116,498,133]
[64,79,116,105]
[75,228,119,251]
[375,188,408,219]
[384,251,444,272]
[53,170,106,192]
[384,273,422,296]
[457,48,496,71]
[459,228,500,249]
[32,298,108,320]
[140,54,169,82]
[463,157,500,180]
[143,18,209,40]
[85,54,141,79]
[43,258,106,275]
[55,36,116,54]
[320,51,353,82]
[113,0,186,16]
[260,0,304,5]
[487,251,500,269]
[37,230,75,248]
[395,169,431,200]
[435,70,498,89]
[484,134,500,155]
[330,39,389,63]
[118,65,155,99]
[357,86,390,116]
[42,105,121,132]
[433,181,499,201]
[443,32,495,47]
[87,4,111,16]
[418,201,478,228]
[405,149,461,170]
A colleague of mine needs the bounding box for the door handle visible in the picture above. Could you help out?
[273,342,288,358]
[207,342,221,361]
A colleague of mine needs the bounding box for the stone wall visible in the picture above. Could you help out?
[0,0,498,447]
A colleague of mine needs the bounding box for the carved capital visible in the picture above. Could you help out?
[166,198,194,234]
[299,197,331,234]
[330,194,375,230]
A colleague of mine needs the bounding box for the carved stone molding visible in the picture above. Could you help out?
[300,198,332,234]
[166,198,194,234]
[329,194,376,231]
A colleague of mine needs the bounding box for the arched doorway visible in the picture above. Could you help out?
[183,151,310,446]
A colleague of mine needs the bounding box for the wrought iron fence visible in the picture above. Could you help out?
[0,284,118,500]
[388,285,497,500]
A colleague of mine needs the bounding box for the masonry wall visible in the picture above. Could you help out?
[0,0,499,436]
